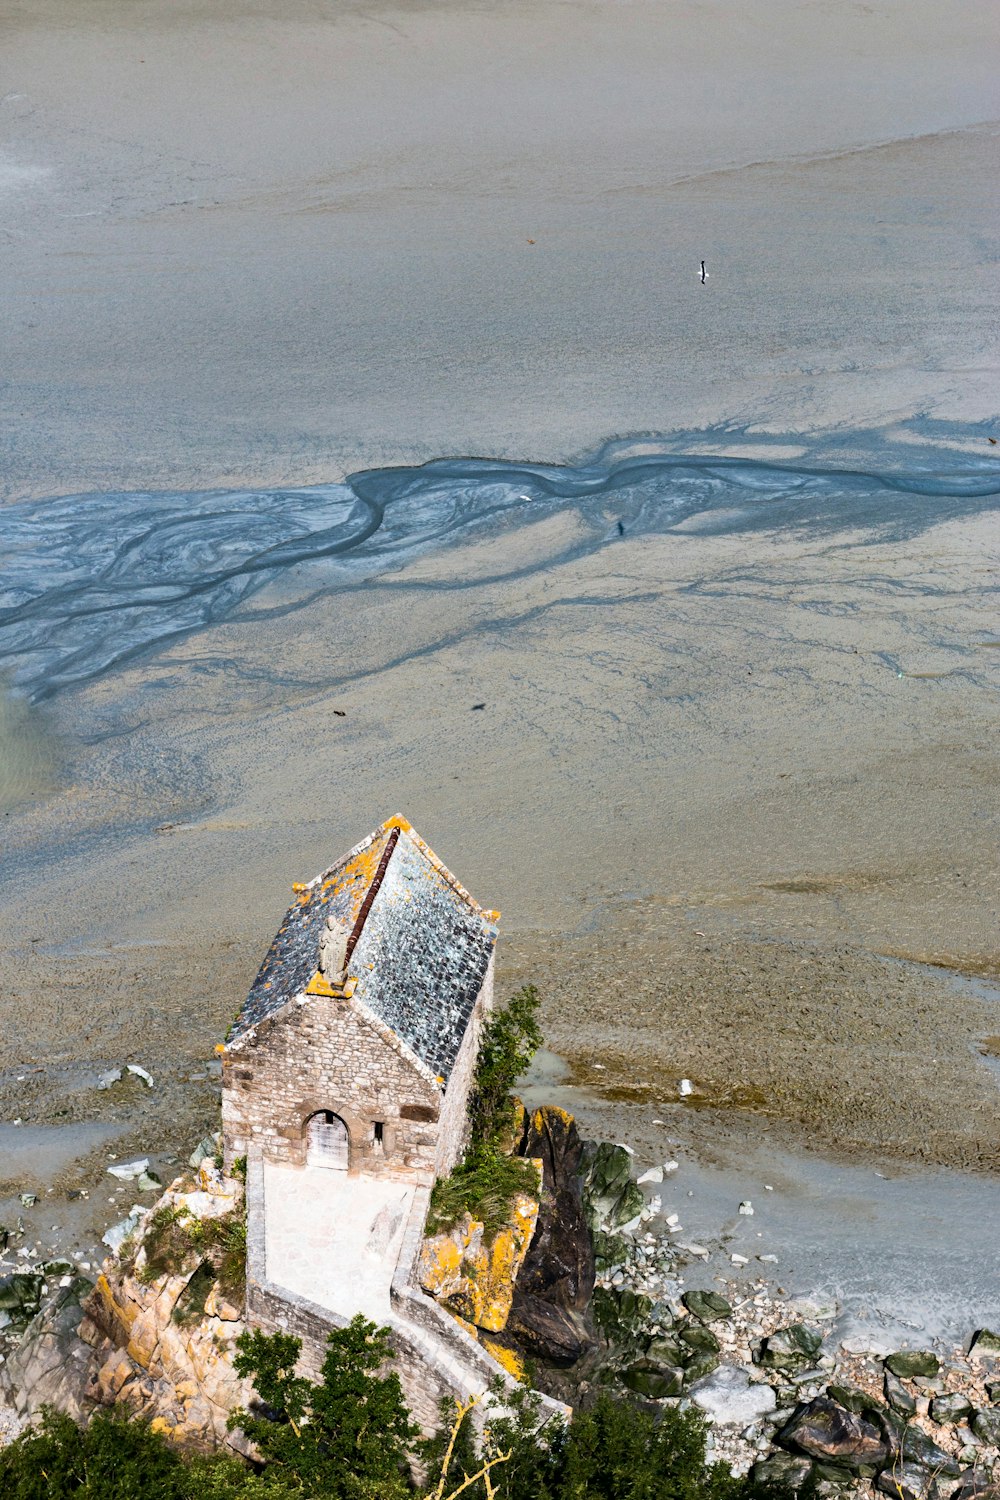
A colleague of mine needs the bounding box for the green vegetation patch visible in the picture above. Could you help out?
[140,1201,247,1306]
[428,985,543,1241]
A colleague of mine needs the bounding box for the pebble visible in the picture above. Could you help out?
[739,1200,754,1216]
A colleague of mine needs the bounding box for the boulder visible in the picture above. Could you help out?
[970,1331,1000,1361]
[682,1290,732,1324]
[970,1408,1000,1446]
[752,1453,815,1489]
[930,1392,973,1424]
[678,1322,720,1354]
[885,1351,940,1379]
[776,1396,893,1472]
[621,1360,685,1399]
[884,1371,918,1416]
[689,1365,777,1428]
[828,1383,882,1416]
[900,1423,961,1477]
[755,1323,824,1373]
[875,1462,937,1500]
[581,1140,633,1205]
[951,1472,1000,1500]
[682,1350,720,1383]
[645,1335,684,1368]
[590,1285,651,1347]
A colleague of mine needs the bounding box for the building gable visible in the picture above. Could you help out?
[229,816,499,1084]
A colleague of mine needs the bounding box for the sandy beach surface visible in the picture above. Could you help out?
[1,0,998,1305]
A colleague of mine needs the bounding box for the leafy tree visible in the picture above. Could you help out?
[0,1407,209,1500]
[230,1315,417,1498]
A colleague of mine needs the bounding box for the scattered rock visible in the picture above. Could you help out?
[755,1323,824,1374]
[682,1290,732,1324]
[690,1365,777,1427]
[930,1391,973,1423]
[102,1209,142,1253]
[107,1159,150,1182]
[637,1167,663,1186]
[739,1201,754,1216]
[188,1136,220,1170]
[885,1351,940,1380]
[96,1069,123,1091]
[970,1331,1000,1360]
[884,1370,917,1416]
[126,1065,154,1088]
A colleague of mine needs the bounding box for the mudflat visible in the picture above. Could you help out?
[0,0,998,1248]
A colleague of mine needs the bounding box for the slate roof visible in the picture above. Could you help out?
[230,817,499,1084]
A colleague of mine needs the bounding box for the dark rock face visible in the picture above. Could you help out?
[777,1396,893,1472]
[503,1293,594,1366]
[508,1106,597,1367]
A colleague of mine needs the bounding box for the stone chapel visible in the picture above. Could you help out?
[221,815,499,1182]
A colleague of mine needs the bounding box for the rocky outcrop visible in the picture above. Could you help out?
[2,1162,251,1453]
[76,1162,251,1449]
[419,1192,538,1335]
[1,1279,95,1425]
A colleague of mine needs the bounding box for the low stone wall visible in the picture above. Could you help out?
[246,1156,567,1433]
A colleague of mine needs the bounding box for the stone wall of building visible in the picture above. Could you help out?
[434,956,494,1178]
[222,991,446,1181]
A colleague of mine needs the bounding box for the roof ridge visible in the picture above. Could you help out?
[383,815,501,926]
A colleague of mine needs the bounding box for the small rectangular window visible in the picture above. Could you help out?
[373,1121,384,1146]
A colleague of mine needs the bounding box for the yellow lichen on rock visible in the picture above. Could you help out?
[482,1340,528,1383]
[419,1188,539,1336]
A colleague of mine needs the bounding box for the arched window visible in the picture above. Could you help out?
[305,1110,349,1170]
